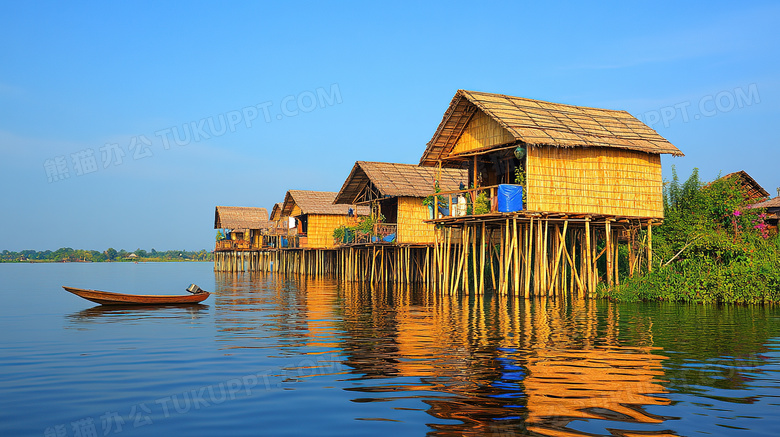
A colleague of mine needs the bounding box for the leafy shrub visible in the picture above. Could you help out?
[600,167,779,304]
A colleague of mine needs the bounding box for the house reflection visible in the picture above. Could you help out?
[211,274,677,436]
[340,288,676,436]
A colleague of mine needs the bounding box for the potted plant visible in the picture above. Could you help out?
[423,195,435,219]
[474,191,490,215]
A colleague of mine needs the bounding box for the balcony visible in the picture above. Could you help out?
[334,223,398,246]
[214,239,264,251]
[426,184,524,219]
[283,235,308,248]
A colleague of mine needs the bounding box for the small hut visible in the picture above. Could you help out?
[333,161,467,244]
[281,190,368,249]
[266,202,289,248]
[749,196,780,229]
[213,206,270,251]
[419,90,684,219]
[718,171,769,204]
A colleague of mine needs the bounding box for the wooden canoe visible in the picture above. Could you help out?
[63,286,210,305]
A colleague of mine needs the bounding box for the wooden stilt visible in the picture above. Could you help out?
[585,219,592,297]
[471,225,478,295]
[512,217,520,296]
[606,219,613,287]
[547,220,568,296]
[524,219,532,298]
[647,220,654,272]
[499,224,505,294]
[479,223,486,295]
[488,228,497,291]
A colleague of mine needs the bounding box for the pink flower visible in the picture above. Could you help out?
[733,210,742,217]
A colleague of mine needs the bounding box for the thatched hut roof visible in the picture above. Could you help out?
[749,196,780,210]
[720,171,769,202]
[334,161,468,204]
[270,202,284,221]
[420,89,684,166]
[282,190,369,216]
[214,206,270,230]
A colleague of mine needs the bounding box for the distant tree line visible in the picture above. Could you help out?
[0,247,213,263]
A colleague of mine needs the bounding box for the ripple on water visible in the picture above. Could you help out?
[2,264,780,436]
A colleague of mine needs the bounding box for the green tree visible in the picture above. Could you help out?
[105,247,117,261]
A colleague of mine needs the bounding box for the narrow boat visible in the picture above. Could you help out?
[62,285,210,305]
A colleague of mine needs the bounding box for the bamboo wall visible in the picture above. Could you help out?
[307,214,356,248]
[396,196,436,244]
[451,110,514,155]
[527,146,664,218]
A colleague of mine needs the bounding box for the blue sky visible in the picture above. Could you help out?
[1,1,778,251]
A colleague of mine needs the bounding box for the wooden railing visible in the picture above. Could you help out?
[284,235,307,248]
[215,239,257,251]
[334,223,398,246]
[426,184,524,218]
[374,223,397,242]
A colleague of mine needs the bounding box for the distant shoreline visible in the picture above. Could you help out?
[1,248,213,263]
[1,259,212,264]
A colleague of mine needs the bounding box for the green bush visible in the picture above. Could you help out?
[600,167,779,304]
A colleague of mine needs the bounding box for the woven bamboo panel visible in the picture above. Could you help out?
[451,110,514,155]
[527,146,664,218]
[396,197,435,244]
[307,214,354,248]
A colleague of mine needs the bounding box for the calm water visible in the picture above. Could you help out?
[1,263,779,436]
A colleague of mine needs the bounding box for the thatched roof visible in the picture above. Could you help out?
[749,196,780,210]
[281,190,370,216]
[214,206,269,230]
[420,89,684,166]
[720,171,769,202]
[270,202,284,221]
[334,161,468,204]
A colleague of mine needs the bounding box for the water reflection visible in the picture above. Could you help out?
[337,286,676,436]
[65,304,208,328]
[212,272,345,365]
[209,273,780,436]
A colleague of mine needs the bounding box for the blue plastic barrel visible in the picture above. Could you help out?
[497,184,523,212]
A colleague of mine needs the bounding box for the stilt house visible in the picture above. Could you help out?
[281,190,369,249]
[718,171,769,203]
[749,196,780,229]
[267,202,289,248]
[414,90,685,297]
[333,161,467,244]
[419,90,684,220]
[213,206,270,251]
